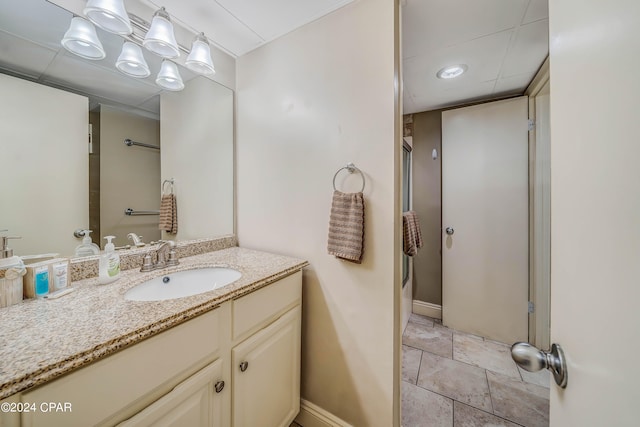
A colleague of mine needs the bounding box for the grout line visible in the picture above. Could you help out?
[415,350,424,385]
[486,369,496,415]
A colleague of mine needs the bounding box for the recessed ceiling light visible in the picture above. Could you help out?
[436,64,468,79]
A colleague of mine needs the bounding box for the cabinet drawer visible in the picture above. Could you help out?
[232,271,301,341]
[22,309,221,427]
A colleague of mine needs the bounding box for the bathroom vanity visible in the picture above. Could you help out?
[0,246,307,427]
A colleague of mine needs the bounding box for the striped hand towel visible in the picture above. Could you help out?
[159,194,178,234]
[402,211,423,256]
[327,190,365,263]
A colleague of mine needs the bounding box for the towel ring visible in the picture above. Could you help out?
[162,179,174,195]
[333,163,365,193]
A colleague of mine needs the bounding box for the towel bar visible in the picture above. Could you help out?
[125,208,159,216]
[333,162,365,193]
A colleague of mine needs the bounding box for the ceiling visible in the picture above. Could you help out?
[402,0,549,114]
[0,0,547,116]
[0,0,354,116]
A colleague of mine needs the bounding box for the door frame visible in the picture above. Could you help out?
[526,58,551,350]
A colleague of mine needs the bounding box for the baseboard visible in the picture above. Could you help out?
[295,399,353,427]
[412,300,442,320]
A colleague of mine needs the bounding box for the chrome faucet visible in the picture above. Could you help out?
[140,241,179,272]
[127,233,146,247]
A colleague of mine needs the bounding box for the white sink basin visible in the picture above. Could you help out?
[124,267,241,302]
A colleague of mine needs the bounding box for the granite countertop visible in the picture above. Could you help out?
[0,247,308,400]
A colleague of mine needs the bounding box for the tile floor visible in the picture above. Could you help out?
[402,313,550,427]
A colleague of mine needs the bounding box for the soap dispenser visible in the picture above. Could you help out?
[74,230,100,257]
[99,236,120,285]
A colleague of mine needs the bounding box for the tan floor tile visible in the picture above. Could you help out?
[402,381,453,427]
[453,333,520,379]
[417,352,493,413]
[410,313,435,327]
[403,345,422,384]
[487,371,549,427]
[453,401,521,427]
[518,367,551,388]
[403,321,453,359]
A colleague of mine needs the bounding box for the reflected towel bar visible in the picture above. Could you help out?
[124,138,159,150]
[125,208,159,216]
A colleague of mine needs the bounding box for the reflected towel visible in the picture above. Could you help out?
[327,190,365,264]
[402,211,423,256]
[159,194,178,234]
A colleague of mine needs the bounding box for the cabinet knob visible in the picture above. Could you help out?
[214,380,225,393]
[239,361,249,372]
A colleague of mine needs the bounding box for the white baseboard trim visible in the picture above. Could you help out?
[295,399,353,427]
[412,300,442,320]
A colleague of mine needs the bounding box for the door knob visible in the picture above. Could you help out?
[511,342,567,388]
[445,227,454,235]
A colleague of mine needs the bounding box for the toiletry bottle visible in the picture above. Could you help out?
[34,265,49,298]
[74,230,100,257]
[99,236,120,285]
[52,260,69,290]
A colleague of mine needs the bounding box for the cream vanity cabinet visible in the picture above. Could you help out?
[14,271,302,427]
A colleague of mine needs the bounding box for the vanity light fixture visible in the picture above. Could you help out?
[83,0,132,35]
[156,60,184,91]
[143,7,180,59]
[116,41,150,78]
[185,33,215,75]
[436,64,468,79]
[61,16,106,60]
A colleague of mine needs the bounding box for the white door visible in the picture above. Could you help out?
[548,0,640,424]
[442,97,529,344]
[0,74,88,256]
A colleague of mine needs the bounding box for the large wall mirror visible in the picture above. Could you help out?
[0,0,234,258]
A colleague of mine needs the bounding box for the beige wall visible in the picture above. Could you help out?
[236,0,399,425]
[0,73,88,256]
[161,77,234,242]
[411,111,442,305]
[99,105,161,248]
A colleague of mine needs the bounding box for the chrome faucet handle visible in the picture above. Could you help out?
[166,249,179,267]
[140,251,155,272]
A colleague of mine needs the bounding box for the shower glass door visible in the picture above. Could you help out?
[402,142,412,287]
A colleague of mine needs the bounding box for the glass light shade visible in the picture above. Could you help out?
[156,60,184,91]
[143,8,180,58]
[83,0,132,35]
[185,33,215,75]
[61,17,106,60]
[116,42,150,78]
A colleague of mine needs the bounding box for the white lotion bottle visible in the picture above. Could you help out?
[99,236,120,285]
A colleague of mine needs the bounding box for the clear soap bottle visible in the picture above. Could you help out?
[74,230,100,257]
[98,236,120,285]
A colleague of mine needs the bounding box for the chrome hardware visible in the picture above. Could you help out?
[511,342,568,388]
[125,208,159,216]
[214,381,225,393]
[0,231,21,259]
[445,227,454,235]
[239,361,249,372]
[139,241,179,272]
[73,229,87,239]
[162,276,170,283]
[127,233,146,247]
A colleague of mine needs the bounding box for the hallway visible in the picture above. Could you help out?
[402,314,550,426]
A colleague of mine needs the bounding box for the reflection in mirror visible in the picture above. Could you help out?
[0,0,234,258]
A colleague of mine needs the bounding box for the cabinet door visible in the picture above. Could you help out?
[117,359,225,427]
[232,306,301,427]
